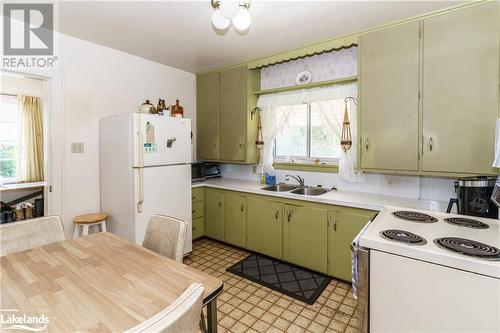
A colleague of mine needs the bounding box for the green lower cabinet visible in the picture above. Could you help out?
[328,207,376,281]
[224,192,246,248]
[246,196,283,259]
[205,189,225,241]
[284,204,328,274]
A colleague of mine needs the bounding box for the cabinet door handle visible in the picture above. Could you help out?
[238,141,244,149]
[192,196,196,200]
[192,209,196,214]
[287,211,291,222]
[365,138,370,152]
[240,203,244,212]
[218,200,222,208]
[275,210,279,220]
[213,138,217,149]
[192,226,196,231]
[334,221,337,231]
[429,137,433,152]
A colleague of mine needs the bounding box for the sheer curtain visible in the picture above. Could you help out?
[257,83,364,182]
[17,96,44,182]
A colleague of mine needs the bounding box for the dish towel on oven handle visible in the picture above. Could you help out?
[493,119,500,168]
[351,242,360,300]
[351,219,371,300]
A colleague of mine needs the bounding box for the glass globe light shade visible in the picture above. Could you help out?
[232,7,251,31]
[211,9,230,30]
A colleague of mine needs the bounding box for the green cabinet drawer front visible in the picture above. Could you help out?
[192,201,204,219]
[192,188,204,203]
[284,204,328,274]
[205,189,224,241]
[224,192,246,248]
[328,207,375,281]
[247,196,283,259]
[192,217,205,240]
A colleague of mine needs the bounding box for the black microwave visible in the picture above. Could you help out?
[191,162,221,183]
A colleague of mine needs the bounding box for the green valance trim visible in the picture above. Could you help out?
[248,36,358,70]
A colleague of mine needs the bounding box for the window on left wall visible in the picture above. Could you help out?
[0,95,20,183]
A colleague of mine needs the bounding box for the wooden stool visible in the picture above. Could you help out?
[73,213,108,238]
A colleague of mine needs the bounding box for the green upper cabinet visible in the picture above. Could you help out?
[246,196,283,259]
[328,207,376,281]
[219,67,247,162]
[196,72,219,160]
[224,191,246,248]
[284,204,328,274]
[422,2,500,175]
[359,2,500,176]
[196,65,260,164]
[359,21,420,171]
[205,188,224,241]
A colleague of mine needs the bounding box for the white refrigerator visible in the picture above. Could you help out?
[100,113,192,253]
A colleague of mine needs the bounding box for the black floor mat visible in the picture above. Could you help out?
[226,253,331,305]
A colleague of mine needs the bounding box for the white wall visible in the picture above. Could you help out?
[58,34,196,237]
[220,164,456,203]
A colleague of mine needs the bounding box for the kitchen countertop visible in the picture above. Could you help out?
[192,178,448,212]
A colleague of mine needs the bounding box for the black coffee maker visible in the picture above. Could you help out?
[447,176,498,218]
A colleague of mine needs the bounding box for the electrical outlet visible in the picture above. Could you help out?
[71,142,84,153]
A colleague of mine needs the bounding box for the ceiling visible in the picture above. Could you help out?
[59,1,462,73]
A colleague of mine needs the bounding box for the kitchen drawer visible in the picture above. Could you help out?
[192,187,204,203]
[192,201,204,219]
[192,217,205,240]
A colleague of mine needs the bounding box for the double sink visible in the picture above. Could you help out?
[260,184,330,196]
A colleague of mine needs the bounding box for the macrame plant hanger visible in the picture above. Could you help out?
[341,96,358,152]
[251,106,264,158]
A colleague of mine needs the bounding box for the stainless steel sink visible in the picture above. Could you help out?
[290,187,329,196]
[261,184,300,192]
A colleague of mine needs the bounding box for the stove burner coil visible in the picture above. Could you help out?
[392,211,438,223]
[380,229,427,245]
[444,217,489,229]
[434,237,500,260]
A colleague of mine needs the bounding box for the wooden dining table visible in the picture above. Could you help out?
[1,232,223,332]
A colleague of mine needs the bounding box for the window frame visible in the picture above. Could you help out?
[273,102,340,164]
[0,95,20,184]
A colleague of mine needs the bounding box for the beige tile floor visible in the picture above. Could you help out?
[184,238,360,333]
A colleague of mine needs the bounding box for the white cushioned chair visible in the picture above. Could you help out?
[125,283,204,333]
[0,216,65,256]
[142,214,188,262]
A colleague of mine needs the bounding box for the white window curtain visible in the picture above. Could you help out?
[257,82,364,182]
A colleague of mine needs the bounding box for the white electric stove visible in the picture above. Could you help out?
[352,206,500,333]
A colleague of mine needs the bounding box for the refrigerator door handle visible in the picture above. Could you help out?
[137,168,144,213]
[137,131,144,168]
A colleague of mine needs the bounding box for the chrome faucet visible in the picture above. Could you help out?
[286,174,305,187]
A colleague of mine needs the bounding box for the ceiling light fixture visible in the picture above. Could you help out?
[211,0,251,32]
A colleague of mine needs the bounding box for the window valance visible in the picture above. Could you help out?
[247,36,358,70]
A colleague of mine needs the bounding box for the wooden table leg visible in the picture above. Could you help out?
[207,298,218,333]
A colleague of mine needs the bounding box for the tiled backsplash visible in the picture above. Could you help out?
[220,164,456,202]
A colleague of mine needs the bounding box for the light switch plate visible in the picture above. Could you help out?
[71,142,84,153]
